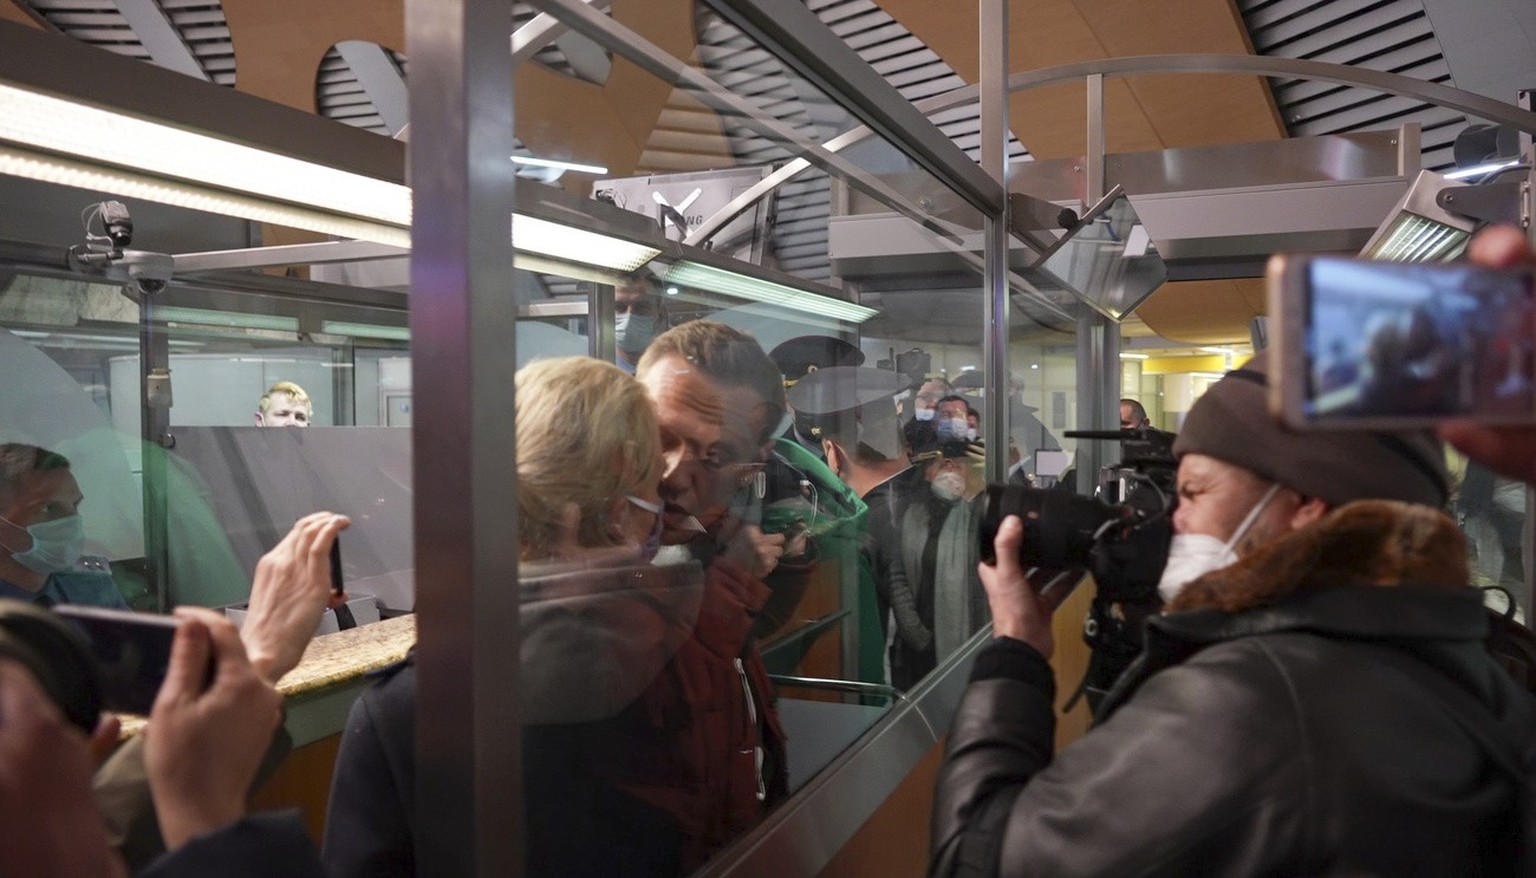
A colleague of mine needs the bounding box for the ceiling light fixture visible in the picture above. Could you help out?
[1443,159,1521,180]
[1358,170,1476,263]
[511,155,609,175]
[0,83,658,271]
[155,305,300,332]
[664,260,877,324]
[321,321,411,341]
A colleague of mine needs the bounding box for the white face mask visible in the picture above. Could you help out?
[914,407,936,422]
[932,469,967,503]
[1157,483,1282,604]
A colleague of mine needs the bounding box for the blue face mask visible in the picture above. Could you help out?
[2,513,85,575]
[936,416,969,443]
[615,312,657,356]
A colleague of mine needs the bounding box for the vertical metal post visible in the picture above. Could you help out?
[1394,121,1421,175]
[1522,88,1535,618]
[1075,72,1118,495]
[1085,73,1104,204]
[980,0,1009,484]
[407,0,522,875]
[138,290,170,611]
[1075,312,1120,496]
[590,282,615,362]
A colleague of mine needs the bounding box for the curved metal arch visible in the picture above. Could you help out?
[688,52,1536,248]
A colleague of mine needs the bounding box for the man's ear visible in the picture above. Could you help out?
[822,440,841,474]
[1290,495,1329,530]
[253,413,264,426]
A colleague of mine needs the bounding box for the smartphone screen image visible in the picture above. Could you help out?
[1299,257,1536,424]
[53,606,179,716]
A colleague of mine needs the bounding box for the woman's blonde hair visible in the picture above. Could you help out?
[515,357,662,560]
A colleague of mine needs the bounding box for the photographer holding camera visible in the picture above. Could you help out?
[931,230,1536,877]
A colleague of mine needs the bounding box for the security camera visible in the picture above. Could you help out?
[97,201,133,251]
[119,250,174,294]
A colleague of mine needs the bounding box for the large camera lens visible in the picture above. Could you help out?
[978,483,1129,568]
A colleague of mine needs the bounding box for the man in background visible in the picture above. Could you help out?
[614,274,668,374]
[1120,397,1151,429]
[254,381,312,428]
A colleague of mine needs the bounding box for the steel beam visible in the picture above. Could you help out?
[981,0,1009,484]
[112,0,208,81]
[406,0,521,874]
[703,0,1003,216]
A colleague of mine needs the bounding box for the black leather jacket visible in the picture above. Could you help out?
[931,587,1536,877]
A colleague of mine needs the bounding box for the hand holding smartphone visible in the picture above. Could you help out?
[330,537,356,630]
[1268,254,1536,429]
[52,605,185,716]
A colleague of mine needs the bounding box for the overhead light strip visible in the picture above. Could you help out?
[665,260,877,324]
[1443,159,1521,180]
[0,145,412,247]
[0,83,411,225]
[155,305,300,332]
[321,321,411,341]
[512,155,608,175]
[0,83,659,271]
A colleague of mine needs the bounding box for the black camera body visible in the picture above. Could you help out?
[979,426,1177,602]
[978,426,1179,708]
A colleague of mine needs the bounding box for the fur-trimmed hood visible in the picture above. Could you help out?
[1167,499,1471,615]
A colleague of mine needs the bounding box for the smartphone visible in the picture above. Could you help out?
[329,537,356,630]
[52,605,180,716]
[329,537,344,597]
[1269,254,1536,429]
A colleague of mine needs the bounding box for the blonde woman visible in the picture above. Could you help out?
[327,356,773,877]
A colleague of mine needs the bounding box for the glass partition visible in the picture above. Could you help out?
[0,0,1107,870]
[0,267,147,609]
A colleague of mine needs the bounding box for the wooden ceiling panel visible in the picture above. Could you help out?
[1135,277,1267,344]
[876,0,1283,156]
[876,0,1285,344]
[0,0,44,28]
[222,0,404,111]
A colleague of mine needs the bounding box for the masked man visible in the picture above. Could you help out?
[930,346,1536,876]
[0,444,123,608]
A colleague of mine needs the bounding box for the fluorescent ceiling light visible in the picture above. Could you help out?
[0,145,411,247]
[664,260,877,324]
[1362,213,1469,263]
[1444,159,1521,180]
[1118,352,1149,360]
[156,305,299,332]
[513,214,657,273]
[0,83,410,225]
[1358,170,1475,264]
[0,83,657,270]
[512,155,608,175]
[322,321,410,341]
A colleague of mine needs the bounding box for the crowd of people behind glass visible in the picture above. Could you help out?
[11,241,1535,874]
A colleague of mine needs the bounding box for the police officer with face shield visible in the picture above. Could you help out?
[0,444,124,608]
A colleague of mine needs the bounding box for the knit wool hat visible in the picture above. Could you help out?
[1172,352,1449,509]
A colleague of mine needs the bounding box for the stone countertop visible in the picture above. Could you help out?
[117,614,416,737]
[274,613,416,696]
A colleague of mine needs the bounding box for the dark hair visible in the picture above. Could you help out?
[636,321,787,444]
[0,444,70,503]
[1120,398,1148,424]
[904,419,939,458]
[936,394,969,411]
